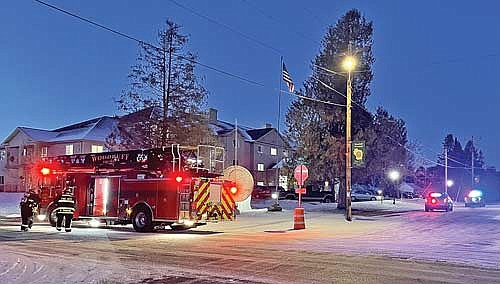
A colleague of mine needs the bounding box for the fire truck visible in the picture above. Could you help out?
[33,144,243,232]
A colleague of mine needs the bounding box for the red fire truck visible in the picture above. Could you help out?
[33,145,239,232]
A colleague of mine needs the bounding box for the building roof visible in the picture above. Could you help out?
[246,128,273,140]
[2,116,117,145]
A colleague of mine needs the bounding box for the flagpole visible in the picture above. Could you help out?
[275,56,283,206]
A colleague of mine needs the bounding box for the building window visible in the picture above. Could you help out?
[91,145,104,153]
[41,147,48,158]
[0,150,5,161]
[270,147,277,156]
[257,181,264,186]
[65,144,74,155]
[23,148,27,156]
[257,145,262,153]
[257,163,265,172]
[0,176,4,185]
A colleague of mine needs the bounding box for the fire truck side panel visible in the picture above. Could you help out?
[90,177,120,218]
[120,179,164,220]
[154,179,182,221]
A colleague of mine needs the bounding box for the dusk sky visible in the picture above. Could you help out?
[1,1,499,167]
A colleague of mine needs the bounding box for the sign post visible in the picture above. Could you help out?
[294,165,308,207]
[293,164,308,230]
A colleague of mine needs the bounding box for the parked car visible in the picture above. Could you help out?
[464,189,485,207]
[351,189,378,201]
[424,192,453,212]
[252,186,276,200]
[401,191,415,199]
[278,189,297,200]
[279,185,335,203]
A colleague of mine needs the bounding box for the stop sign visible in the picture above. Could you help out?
[294,165,309,187]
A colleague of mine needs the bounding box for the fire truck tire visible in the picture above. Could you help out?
[47,206,57,227]
[132,205,154,233]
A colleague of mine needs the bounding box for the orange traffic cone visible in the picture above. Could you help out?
[293,207,305,230]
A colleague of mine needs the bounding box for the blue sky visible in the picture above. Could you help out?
[1,1,499,167]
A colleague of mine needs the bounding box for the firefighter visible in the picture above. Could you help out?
[55,181,76,232]
[19,189,41,231]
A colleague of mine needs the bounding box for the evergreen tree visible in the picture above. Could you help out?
[286,9,375,209]
[107,20,213,150]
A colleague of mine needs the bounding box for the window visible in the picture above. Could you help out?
[257,163,265,171]
[257,181,264,186]
[257,145,262,153]
[91,145,104,153]
[0,176,4,185]
[0,150,5,161]
[270,147,277,156]
[65,144,74,155]
[23,148,27,156]
[41,147,48,158]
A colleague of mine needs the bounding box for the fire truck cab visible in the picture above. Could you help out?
[34,145,238,232]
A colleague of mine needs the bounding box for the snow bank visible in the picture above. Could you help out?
[0,192,23,217]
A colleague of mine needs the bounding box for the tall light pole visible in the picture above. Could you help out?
[388,169,401,205]
[343,56,356,221]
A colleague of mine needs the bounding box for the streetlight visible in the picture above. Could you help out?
[343,55,356,222]
[446,179,454,188]
[388,170,401,204]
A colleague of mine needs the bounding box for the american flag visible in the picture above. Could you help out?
[282,62,294,92]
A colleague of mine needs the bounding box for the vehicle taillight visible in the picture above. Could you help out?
[230,186,238,195]
[175,176,183,183]
[40,167,50,175]
[431,198,437,204]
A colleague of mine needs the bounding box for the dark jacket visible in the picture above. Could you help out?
[20,192,41,210]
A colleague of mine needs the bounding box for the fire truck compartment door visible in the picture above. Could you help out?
[93,177,120,217]
[209,183,222,203]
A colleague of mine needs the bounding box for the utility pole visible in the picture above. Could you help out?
[444,147,448,194]
[471,136,474,188]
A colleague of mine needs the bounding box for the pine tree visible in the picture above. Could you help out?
[107,20,214,150]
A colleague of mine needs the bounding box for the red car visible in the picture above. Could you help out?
[425,192,453,212]
[252,186,282,200]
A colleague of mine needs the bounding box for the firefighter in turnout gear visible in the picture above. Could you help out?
[19,189,41,231]
[55,180,76,232]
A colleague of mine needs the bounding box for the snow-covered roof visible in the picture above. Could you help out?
[2,116,118,145]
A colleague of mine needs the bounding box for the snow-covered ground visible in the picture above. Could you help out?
[0,193,23,217]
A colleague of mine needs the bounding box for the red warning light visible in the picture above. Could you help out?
[40,167,51,176]
[175,176,183,183]
[230,186,238,194]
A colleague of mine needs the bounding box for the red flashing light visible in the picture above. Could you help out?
[40,167,51,176]
[431,198,437,204]
[230,186,238,195]
[175,176,183,183]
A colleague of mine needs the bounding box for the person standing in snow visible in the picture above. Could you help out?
[54,179,76,232]
[19,188,41,231]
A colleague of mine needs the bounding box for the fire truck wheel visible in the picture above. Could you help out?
[132,206,153,233]
[48,207,57,227]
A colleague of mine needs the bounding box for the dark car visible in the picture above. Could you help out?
[278,189,297,200]
[464,189,485,207]
[252,186,283,200]
[425,192,453,212]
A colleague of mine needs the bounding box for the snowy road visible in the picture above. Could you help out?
[1,200,500,283]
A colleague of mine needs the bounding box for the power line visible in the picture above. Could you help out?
[240,0,321,46]
[167,0,282,54]
[33,0,343,109]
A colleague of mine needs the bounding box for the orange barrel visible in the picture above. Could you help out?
[293,207,306,230]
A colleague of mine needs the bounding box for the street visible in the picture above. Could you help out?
[1,200,500,284]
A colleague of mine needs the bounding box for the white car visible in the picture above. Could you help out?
[351,189,378,201]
